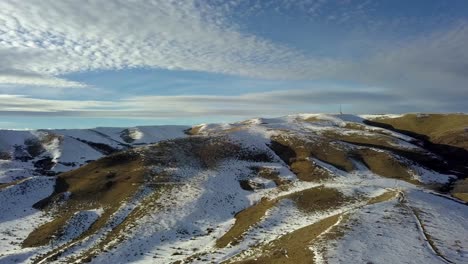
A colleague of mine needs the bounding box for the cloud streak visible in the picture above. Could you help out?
[0,89,422,119]
[0,0,466,118]
[0,0,338,87]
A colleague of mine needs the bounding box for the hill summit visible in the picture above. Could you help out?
[0,113,467,263]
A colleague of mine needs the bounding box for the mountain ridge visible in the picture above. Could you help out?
[0,113,467,263]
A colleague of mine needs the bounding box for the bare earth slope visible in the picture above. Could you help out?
[0,114,466,264]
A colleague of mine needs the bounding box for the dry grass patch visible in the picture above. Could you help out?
[308,141,354,173]
[451,179,468,202]
[23,150,146,248]
[165,136,271,169]
[323,130,408,151]
[364,114,468,180]
[366,114,468,149]
[217,187,347,249]
[227,214,342,264]
[270,135,353,181]
[216,197,278,248]
[70,187,169,263]
[434,128,468,150]
[253,166,290,188]
[24,132,63,158]
[356,149,419,185]
[302,116,322,122]
[367,190,398,205]
[342,123,367,131]
[289,159,330,182]
[26,136,273,255]
[286,187,347,213]
[184,125,204,135]
[191,138,242,168]
[0,178,30,190]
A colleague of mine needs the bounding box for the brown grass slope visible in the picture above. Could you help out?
[23,150,146,248]
[24,136,276,263]
[365,114,468,148]
[14,113,467,262]
[216,187,347,249]
[225,191,397,264]
[364,114,468,201]
[269,132,438,188]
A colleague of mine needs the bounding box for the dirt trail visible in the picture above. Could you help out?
[398,191,454,264]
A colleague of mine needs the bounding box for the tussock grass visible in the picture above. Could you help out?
[356,149,418,184]
[302,116,322,122]
[23,150,146,248]
[28,136,271,261]
[217,187,346,249]
[270,129,438,186]
[216,198,278,248]
[452,179,468,202]
[184,125,204,136]
[378,114,468,138]
[366,113,468,149]
[227,214,342,264]
[286,187,346,213]
[226,190,398,264]
[323,130,410,151]
[162,136,271,169]
[70,188,169,263]
[270,135,353,181]
[364,114,468,184]
[252,166,290,188]
[367,190,398,205]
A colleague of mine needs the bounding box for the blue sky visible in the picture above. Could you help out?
[0,0,467,129]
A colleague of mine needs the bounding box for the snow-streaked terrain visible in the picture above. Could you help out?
[0,125,189,182]
[0,114,466,264]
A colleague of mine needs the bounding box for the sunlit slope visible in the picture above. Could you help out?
[364,113,468,202]
[0,114,466,264]
[364,113,468,149]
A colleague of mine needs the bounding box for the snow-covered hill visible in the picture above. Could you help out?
[0,114,466,264]
[0,126,189,182]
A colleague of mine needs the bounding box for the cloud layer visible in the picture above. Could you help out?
[0,89,452,119]
[0,0,338,87]
[0,0,467,122]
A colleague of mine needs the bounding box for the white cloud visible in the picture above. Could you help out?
[0,86,464,120]
[0,72,86,88]
[0,89,409,118]
[0,0,338,87]
[0,94,114,112]
[0,0,466,114]
[339,23,468,100]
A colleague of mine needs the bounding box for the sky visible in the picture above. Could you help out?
[0,0,467,129]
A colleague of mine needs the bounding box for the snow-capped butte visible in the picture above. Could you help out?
[0,113,467,264]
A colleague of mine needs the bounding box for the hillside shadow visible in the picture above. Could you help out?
[0,177,55,224]
[363,120,468,178]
